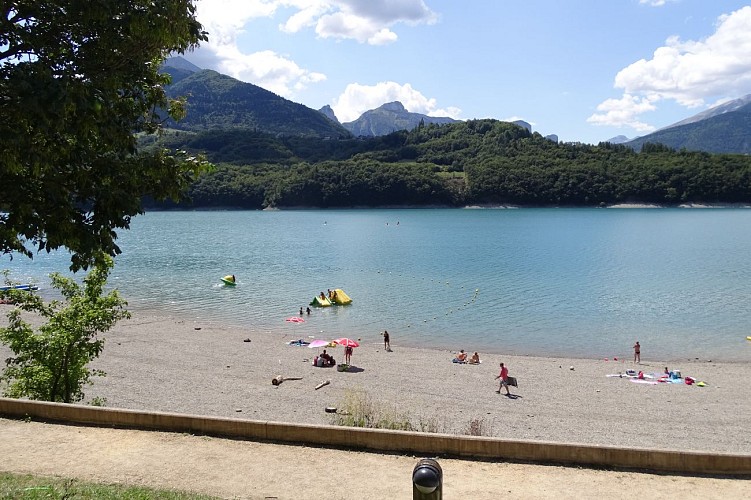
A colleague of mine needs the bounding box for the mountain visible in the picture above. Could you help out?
[342,101,458,136]
[626,94,751,153]
[164,55,202,73]
[318,105,339,123]
[163,69,351,138]
[605,135,630,144]
[665,94,751,129]
[161,56,202,85]
[512,120,532,132]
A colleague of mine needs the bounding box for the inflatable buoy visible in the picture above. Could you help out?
[747,336,751,341]
[221,275,236,286]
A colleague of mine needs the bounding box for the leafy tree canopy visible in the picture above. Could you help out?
[0,0,211,270]
[0,256,130,403]
[151,119,751,209]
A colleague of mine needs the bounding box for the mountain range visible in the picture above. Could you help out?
[161,57,750,154]
[620,94,751,153]
[328,101,458,136]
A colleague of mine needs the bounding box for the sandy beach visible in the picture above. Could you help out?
[2,304,749,455]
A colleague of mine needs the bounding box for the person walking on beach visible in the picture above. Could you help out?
[633,341,641,363]
[383,330,390,351]
[495,362,510,395]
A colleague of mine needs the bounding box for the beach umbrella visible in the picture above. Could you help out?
[334,338,359,348]
[308,339,329,355]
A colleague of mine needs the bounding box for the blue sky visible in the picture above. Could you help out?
[185,1,751,144]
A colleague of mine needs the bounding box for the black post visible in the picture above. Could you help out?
[412,458,442,499]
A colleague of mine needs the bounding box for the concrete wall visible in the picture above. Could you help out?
[1,397,749,475]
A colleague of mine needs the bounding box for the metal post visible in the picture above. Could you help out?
[412,458,442,499]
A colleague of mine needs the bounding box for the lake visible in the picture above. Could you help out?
[3,208,751,362]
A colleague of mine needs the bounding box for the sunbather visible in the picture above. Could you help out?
[320,350,335,367]
[453,350,467,363]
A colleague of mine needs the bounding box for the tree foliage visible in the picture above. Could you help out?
[0,256,129,403]
[148,119,751,209]
[0,0,211,270]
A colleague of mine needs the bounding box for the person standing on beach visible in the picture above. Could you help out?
[633,341,641,363]
[383,330,390,351]
[495,362,510,395]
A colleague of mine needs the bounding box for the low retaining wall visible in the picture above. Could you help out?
[1,398,749,475]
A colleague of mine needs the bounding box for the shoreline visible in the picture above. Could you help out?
[147,203,751,211]
[2,304,749,454]
[118,300,751,364]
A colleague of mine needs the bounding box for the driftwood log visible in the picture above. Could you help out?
[314,380,331,390]
[271,375,303,386]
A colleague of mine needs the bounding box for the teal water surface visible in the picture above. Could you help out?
[4,208,751,362]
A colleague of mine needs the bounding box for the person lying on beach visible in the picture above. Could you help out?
[453,350,467,363]
[469,352,481,364]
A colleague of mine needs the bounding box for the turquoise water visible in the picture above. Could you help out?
[4,208,751,362]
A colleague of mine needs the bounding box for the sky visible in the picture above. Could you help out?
[182,1,751,144]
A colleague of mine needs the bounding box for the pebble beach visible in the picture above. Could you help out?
[3,305,748,455]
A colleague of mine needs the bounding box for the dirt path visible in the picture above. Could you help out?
[1,418,748,499]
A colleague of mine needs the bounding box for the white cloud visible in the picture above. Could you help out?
[332,82,461,122]
[314,11,398,44]
[639,0,676,6]
[217,48,327,97]
[186,1,437,96]
[587,94,657,132]
[590,6,751,130]
[196,0,278,45]
[284,1,438,44]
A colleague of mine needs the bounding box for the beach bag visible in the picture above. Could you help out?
[507,376,518,387]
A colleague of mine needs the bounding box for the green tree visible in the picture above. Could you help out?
[0,1,210,271]
[0,256,129,403]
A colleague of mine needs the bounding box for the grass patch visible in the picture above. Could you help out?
[0,473,217,499]
[330,389,494,436]
[463,417,493,436]
[330,389,414,430]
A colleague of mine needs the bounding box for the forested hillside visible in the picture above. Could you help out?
[147,120,751,209]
